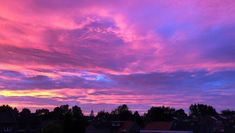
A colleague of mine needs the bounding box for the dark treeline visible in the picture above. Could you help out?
[0,104,235,133]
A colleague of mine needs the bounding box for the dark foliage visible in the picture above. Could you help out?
[145,106,176,121]
[189,104,217,117]
[0,103,234,133]
[221,109,235,116]
[111,104,133,121]
[133,111,144,127]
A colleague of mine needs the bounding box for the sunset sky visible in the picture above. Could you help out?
[0,0,235,113]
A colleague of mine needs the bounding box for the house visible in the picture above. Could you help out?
[192,116,219,133]
[86,124,111,133]
[171,119,192,131]
[86,121,140,133]
[143,121,172,130]
[211,116,225,132]
[17,113,41,133]
[86,121,111,133]
[116,121,140,133]
[140,121,192,133]
[0,111,17,133]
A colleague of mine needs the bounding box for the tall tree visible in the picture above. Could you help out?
[111,104,133,121]
[72,105,83,118]
[174,109,187,119]
[146,106,176,121]
[36,108,49,116]
[189,104,217,116]
[96,111,110,121]
[133,111,143,126]
[0,105,15,112]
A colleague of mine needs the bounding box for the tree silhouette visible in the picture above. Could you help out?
[189,104,217,117]
[70,105,87,133]
[133,111,143,126]
[174,109,187,119]
[36,108,49,116]
[146,106,176,121]
[0,105,18,117]
[221,109,235,116]
[96,111,111,122]
[89,110,95,121]
[72,105,83,118]
[0,105,15,112]
[53,105,71,120]
[21,108,31,115]
[0,104,234,133]
[111,104,133,121]
[19,108,41,131]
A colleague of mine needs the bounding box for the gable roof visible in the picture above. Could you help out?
[144,121,172,130]
[118,121,136,132]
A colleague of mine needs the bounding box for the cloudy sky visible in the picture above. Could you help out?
[0,0,235,113]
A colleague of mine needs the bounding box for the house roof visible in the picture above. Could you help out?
[118,121,135,132]
[144,121,172,130]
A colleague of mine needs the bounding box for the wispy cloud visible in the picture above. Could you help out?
[0,0,235,112]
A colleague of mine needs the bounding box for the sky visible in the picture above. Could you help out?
[0,0,235,113]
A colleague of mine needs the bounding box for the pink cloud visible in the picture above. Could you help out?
[0,0,235,112]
